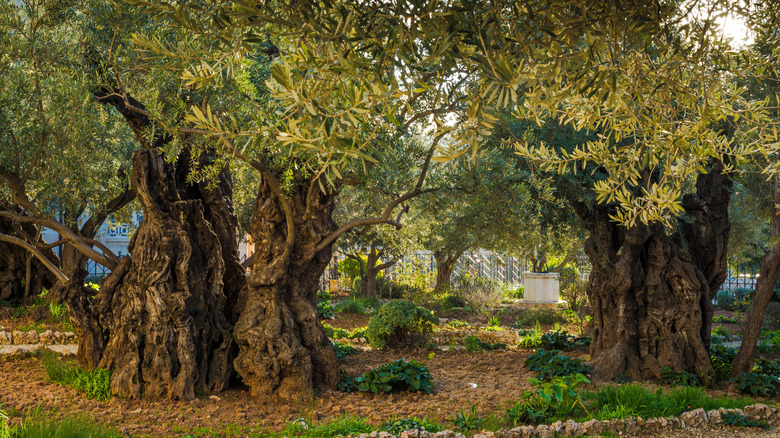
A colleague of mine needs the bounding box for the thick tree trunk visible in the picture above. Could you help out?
[0,202,57,304]
[434,248,464,292]
[578,166,730,381]
[233,178,340,399]
[362,248,379,298]
[731,181,780,377]
[89,149,234,400]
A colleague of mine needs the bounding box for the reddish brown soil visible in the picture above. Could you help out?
[0,308,775,437]
[0,305,65,332]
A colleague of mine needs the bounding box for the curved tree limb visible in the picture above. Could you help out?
[0,211,117,270]
[0,233,68,284]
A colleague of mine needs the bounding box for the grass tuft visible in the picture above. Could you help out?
[43,352,111,401]
[585,384,754,421]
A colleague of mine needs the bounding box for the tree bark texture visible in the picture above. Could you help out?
[731,181,780,377]
[91,149,234,400]
[0,202,57,303]
[233,177,340,399]
[577,166,731,381]
[433,248,464,292]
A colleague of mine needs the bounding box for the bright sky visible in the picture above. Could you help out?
[720,12,754,48]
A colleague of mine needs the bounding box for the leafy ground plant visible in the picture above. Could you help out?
[732,358,780,396]
[450,404,483,432]
[43,352,111,400]
[333,342,357,361]
[380,417,442,435]
[464,335,507,352]
[660,366,701,387]
[338,358,434,394]
[525,349,590,380]
[282,414,372,438]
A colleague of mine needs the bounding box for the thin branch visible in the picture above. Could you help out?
[314,135,443,253]
[82,237,121,264]
[0,233,68,284]
[0,211,117,270]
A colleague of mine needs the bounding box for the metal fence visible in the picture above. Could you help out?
[321,250,550,291]
[719,264,760,291]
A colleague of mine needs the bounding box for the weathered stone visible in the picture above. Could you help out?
[11,331,23,344]
[607,419,624,435]
[561,419,581,436]
[680,408,708,428]
[636,416,645,428]
[707,410,723,425]
[534,425,554,438]
[549,421,563,435]
[667,417,681,429]
[744,404,772,420]
[623,417,639,434]
[0,331,11,345]
[62,332,76,343]
[39,330,53,345]
[644,419,660,431]
[52,332,64,344]
[580,419,603,435]
[377,432,394,438]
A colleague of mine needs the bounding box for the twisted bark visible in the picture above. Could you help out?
[579,165,730,381]
[91,149,234,400]
[233,177,340,399]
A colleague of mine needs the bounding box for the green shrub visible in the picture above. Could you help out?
[732,372,779,396]
[730,358,780,396]
[380,417,442,435]
[43,352,111,401]
[712,315,739,324]
[450,273,504,310]
[323,324,366,340]
[317,291,334,319]
[447,320,469,328]
[463,335,507,352]
[525,349,590,380]
[337,358,434,394]
[530,373,590,418]
[375,277,406,299]
[715,288,754,311]
[660,367,701,387]
[450,404,483,432]
[721,412,769,429]
[710,344,738,381]
[333,342,358,360]
[338,258,363,283]
[711,325,732,339]
[336,298,365,315]
[366,300,439,349]
[515,308,567,327]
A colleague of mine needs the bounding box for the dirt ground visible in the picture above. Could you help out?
[0,307,777,437]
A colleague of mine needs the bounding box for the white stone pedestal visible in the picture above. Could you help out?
[522,272,562,304]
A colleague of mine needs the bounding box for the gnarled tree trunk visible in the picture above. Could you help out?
[577,165,730,381]
[0,201,57,304]
[233,177,340,399]
[433,248,465,292]
[89,149,235,400]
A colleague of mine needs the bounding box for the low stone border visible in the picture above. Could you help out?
[0,330,76,345]
[0,344,77,356]
[353,404,778,438]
